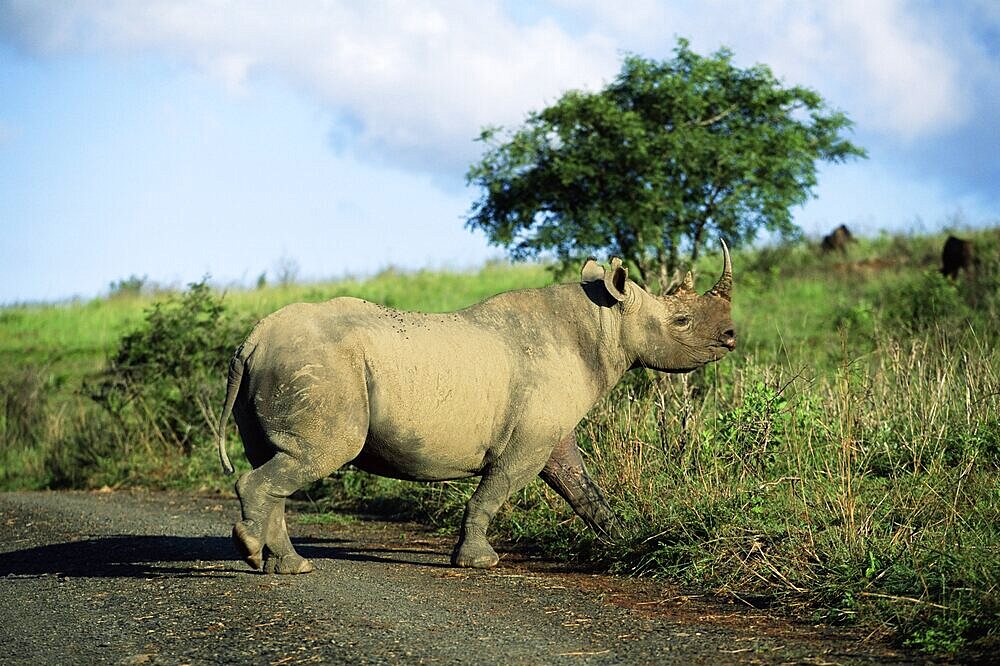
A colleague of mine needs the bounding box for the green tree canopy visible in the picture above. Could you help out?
[466,39,866,289]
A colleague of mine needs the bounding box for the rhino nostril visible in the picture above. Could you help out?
[722,329,737,350]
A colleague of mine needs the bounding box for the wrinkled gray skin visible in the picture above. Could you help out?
[218,241,736,574]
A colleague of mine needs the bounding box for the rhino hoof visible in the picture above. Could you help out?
[451,544,500,569]
[264,554,315,575]
[232,521,263,570]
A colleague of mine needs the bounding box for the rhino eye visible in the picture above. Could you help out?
[672,315,691,327]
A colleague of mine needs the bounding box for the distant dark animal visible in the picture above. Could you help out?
[821,225,855,254]
[940,236,974,279]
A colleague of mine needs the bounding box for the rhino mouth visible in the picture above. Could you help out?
[717,329,737,351]
[710,340,735,359]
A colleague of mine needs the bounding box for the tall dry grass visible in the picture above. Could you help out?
[562,322,998,653]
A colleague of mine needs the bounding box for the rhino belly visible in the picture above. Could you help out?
[353,412,493,481]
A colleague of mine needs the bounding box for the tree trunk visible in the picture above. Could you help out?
[690,220,706,265]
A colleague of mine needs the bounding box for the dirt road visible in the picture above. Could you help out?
[0,491,919,664]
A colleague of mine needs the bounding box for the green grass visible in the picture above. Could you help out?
[1,231,998,656]
[0,296,146,397]
[0,262,552,403]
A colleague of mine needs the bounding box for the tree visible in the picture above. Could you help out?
[466,39,866,290]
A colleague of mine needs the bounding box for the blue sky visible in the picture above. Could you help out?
[1,1,997,304]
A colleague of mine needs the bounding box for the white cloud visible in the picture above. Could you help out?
[1,0,995,171]
[0,0,618,174]
[821,0,967,140]
[555,0,987,142]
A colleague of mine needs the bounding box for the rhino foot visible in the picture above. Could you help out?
[232,521,263,570]
[263,553,315,575]
[451,541,499,569]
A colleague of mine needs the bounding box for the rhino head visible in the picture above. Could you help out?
[583,240,736,373]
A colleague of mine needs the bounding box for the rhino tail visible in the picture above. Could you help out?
[217,350,246,476]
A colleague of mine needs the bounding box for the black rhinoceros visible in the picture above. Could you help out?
[218,242,736,573]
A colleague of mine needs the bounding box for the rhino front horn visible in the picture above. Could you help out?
[708,238,732,301]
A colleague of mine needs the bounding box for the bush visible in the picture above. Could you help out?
[89,279,250,454]
[706,380,788,471]
[0,364,50,452]
[108,274,148,298]
[878,270,971,333]
[0,365,54,488]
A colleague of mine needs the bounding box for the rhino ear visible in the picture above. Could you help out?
[603,257,629,302]
[580,257,604,283]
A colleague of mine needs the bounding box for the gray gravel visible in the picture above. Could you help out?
[0,490,922,664]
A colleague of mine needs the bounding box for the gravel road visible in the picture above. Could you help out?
[0,490,922,665]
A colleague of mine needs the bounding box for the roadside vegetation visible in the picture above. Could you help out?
[1,229,998,656]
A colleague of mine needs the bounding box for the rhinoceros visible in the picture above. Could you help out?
[218,242,736,574]
[821,224,854,254]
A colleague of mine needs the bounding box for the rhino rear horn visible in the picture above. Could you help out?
[707,239,732,301]
[674,271,696,295]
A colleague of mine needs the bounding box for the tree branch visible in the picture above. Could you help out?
[694,105,736,127]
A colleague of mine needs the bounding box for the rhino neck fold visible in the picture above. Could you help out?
[570,285,634,400]
[458,282,633,406]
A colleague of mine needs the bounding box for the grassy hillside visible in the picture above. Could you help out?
[0,262,553,402]
[1,229,998,655]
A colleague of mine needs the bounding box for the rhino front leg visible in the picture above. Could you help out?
[539,432,620,541]
[453,459,545,569]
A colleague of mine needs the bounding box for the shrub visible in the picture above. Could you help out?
[89,279,250,454]
[0,364,50,452]
[108,274,148,298]
[706,380,788,472]
[0,365,54,488]
[878,270,970,333]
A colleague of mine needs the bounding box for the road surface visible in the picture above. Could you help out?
[0,491,921,664]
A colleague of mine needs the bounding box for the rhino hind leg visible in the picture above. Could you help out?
[233,442,357,574]
[231,497,313,574]
[539,432,620,541]
[260,500,314,574]
[231,496,312,574]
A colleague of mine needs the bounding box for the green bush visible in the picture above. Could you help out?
[108,274,148,298]
[958,242,1000,315]
[878,270,971,333]
[0,365,54,488]
[0,364,50,452]
[44,406,125,488]
[706,380,788,472]
[89,279,250,454]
